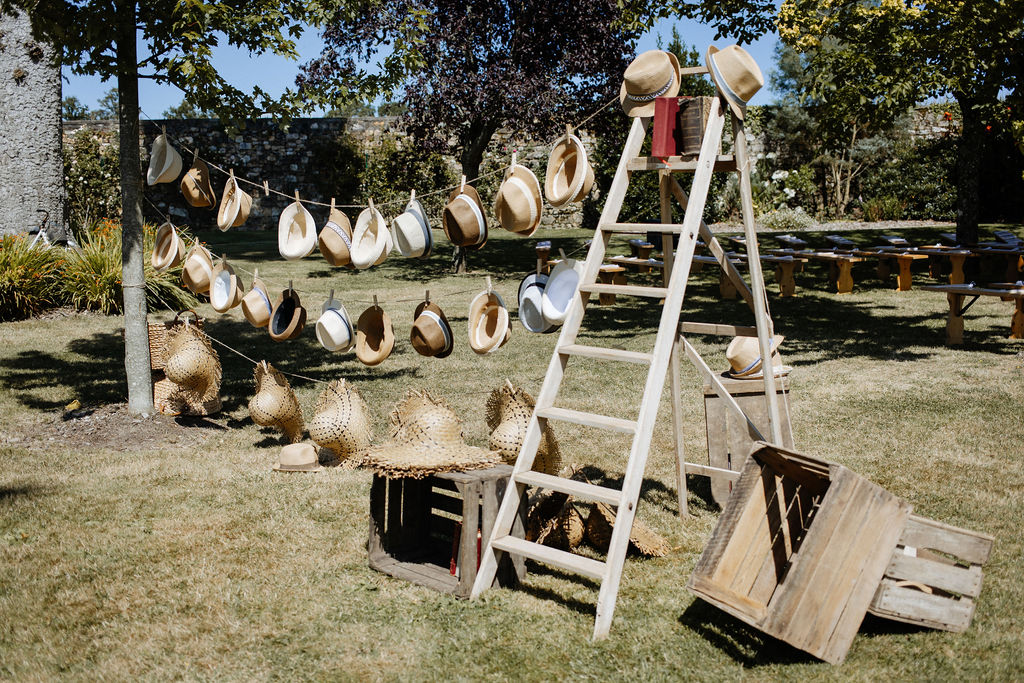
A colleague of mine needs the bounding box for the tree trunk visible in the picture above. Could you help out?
[450,122,497,273]
[117,1,154,417]
[955,95,982,247]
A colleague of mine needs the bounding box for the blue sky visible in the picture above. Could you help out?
[61,16,780,118]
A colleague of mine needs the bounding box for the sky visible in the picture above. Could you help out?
[60,16,781,118]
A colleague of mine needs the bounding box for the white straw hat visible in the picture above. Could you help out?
[278,198,318,261]
[467,290,510,354]
[351,204,389,269]
[315,295,355,352]
[518,272,558,334]
[209,259,245,313]
[392,197,433,258]
[216,172,252,231]
[541,257,583,326]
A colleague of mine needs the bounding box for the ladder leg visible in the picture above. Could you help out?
[659,171,674,289]
[670,334,688,519]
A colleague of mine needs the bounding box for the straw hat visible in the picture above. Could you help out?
[146,132,182,185]
[355,304,395,366]
[315,295,355,352]
[392,197,433,258]
[181,243,214,296]
[162,322,221,412]
[278,198,317,261]
[272,443,323,472]
[442,185,488,249]
[518,272,558,334]
[533,497,585,550]
[485,382,560,473]
[356,389,501,479]
[318,207,355,267]
[705,44,764,120]
[217,172,252,231]
[544,134,594,207]
[350,205,390,269]
[494,164,543,236]
[374,223,394,267]
[209,259,245,313]
[541,257,582,326]
[585,502,670,557]
[151,222,186,272]
[241,276,273,328]
[467,290,510,354]
[410,300,454,358]
[725,335,784,378]
[269,287,306,342]
[619,50,681,117]
[307,379,373,463]
[249,360,304,443]
[180,158,216,209]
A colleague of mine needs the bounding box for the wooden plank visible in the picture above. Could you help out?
[626,155,736,172]
[900,514,994,565]
[535,406,637,434]
[492,535,606,580]
[578,283,669,299]
[387,478,404,547]
[368,475,386,561]
[600,221,684,233]
[727,467,783,596]
[514,470,622,506]
[689,574,768,623]
[456,480,481,596]
[558,343,653,364]
[869,579,976,632]
[885,552,983,597]
[680,322,757,337]
[747,476,802,605]
[709,464,775,588]
[431,488,464,516]
[683,462,741,480]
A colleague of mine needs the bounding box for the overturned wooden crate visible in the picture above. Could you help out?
[687,442,912,665]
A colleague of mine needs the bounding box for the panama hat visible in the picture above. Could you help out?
[355,304,395,366]
[315,294,355,352]
[410,300,454,358]
[725,334,785,378]
[146,132,182,185]
[467,290,510,354]
[541,257,583,326]
[619,50,681,118]
[151,222,186,272]
[180,157,216,209]
[318,206,355,267]
[518,272,557,333]
[485,382,560,472]
[278,197,318,261]
[209,259,245,313]
[216,171,252,231]
[374,222,394,266]
[307,379,373,463]
[350,204,390,269]
[181,243,214,295]
[250,361,304,443]
[442,185,487,250]
[273,443,323,473]
[495,164,543,235]
[392,197,433,258]
[241,275,273,328]
[269,287,307,342]
[544,134,594,207]
[705,44,764,120]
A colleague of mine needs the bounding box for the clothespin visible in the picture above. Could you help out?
[373,294,379,308]
[510,152,517,168]
[369,197,375,213]
[161,125,166,137]
[253,267,259,279]
[486,275,493,294]
[505,378,514,391]
[192,147,198,163]
[288,280,293,292]
[262,180,270,197]
[559,248,568,261]
[328,288,335,306]
[536,258,543,275]
[459,175,466,193]
[330,197,336,212]
[424,289,430,303]
[229,168,235,180]
[410,189,416,202]
[565,123,572,140]
[294,190,301,204]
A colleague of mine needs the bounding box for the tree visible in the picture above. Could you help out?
[162,98,212,119]
[92,87,119,119]
[62,95,90,120]
[778,0,1024,244]
[326,99,375,117]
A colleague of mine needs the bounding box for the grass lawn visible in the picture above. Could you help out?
[1,224,1023,680]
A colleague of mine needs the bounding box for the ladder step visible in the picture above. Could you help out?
[491,535,606,580]
[515,470,622,506]
[600,222,685,234]
[579,284,669,299]
[558,344,654,364]
[626,155,737,172]
[536,406,637,434]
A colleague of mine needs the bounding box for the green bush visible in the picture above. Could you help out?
[62,127,122,241]
[308,129,366,205]
[857,137,956,221]
[362,134,457,220]
[861,195,908,222]
[759,207,815,232]
[0,235,66,321]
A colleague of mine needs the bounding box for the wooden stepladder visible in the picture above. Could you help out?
[471,68,784,639]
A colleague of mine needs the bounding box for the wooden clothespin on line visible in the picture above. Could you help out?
[536,258,543,275]
[368,197,376,213]
[294,190,301,205]
[288,280,294,292]
[192,147,199,163]
[424,289,430,303]
[330,197,336,212]
[327,288,335,306]
[373,294,379,308]
[263,180,270,197]
[505,378,514,391]
[459,175,466,193]
[253,266,259,279]
[410,189,416,202]
[565,123,573,140]
[486,275,493,294]
[559,248,568,261]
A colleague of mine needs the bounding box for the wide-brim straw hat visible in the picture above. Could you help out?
[273,443,323,472]
[146,133,182,185]
[585,502,669,557]
[706,44,764,121]
[442,185,488,250]
[356,305,395,366]
[278,200,318,261]
[410,301,454,359]
[181,244,214,295]
[163,321,221,397]
[545,134,593,207]
[308,379,373,461]
[217,173,252,231]
[241,277,273,328]
[250,361,304,443]
[619,49,681,118]
[315,300,355,352]
[269,288,307,342]
[392,198,433,258]
[407,198,433,256]
[350,205,389,269]
[151,222,186,272]
[318,208,354,267]
[467,290,510,354]
[542,257,582,326]
[725,334,785,378]
[495,164,543,236]
[180,158,216,209]
[518,272,558,333]
[485,383,561,473]
[209,259,245,313]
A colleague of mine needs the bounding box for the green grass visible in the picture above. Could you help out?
[1,224,1023,680]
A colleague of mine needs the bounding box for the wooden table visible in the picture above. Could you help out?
[771,249,864,294]
[907,245,973,284]
[922,283,1024,345]
[854,247,929,291]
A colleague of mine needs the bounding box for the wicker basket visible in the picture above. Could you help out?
[147,310,203,370]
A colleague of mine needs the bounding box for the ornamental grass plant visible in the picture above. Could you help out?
[0,234,66,321]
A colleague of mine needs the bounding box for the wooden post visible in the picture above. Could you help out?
[949,254,967,284]
[946,293,965,345]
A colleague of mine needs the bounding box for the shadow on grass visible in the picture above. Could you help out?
[0,484,48,504]
[678,599,813,667]
[517,562,600,617]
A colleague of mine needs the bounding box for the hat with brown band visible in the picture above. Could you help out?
[269,287,307,341]
[495,164,543,236]
[151,222,186,272]
[272,443,323,472]
[410,300,454,359]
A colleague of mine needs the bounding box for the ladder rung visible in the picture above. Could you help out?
[491,535,606,580]
[536,407,637,434]
[600,222,685,234]
[515,470,622,506]
[626,155,737,172]
[579,284,669,299]
[558,344,653,364]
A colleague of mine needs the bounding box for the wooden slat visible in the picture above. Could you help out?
[627,155,737,172]
[600,222,685,233]
[885,552,983,597]
[899,514,994,565]
[491,535,606,580]
[727,468,783,596]
[680,322,757,337]
[578,283,669,299]
[691,455,766,580]
[869,579,976,633]
[689,574,768,623]
[558,343,653,364]
[683,462,741,480]
[536,406,637,434]
[514,470,622,506]
[710,465,776,588]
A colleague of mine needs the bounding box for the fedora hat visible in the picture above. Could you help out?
[495,164,543,236]
[181,243,214,295]
[706,44,764,120]
[241,276,273,328]
[307,379,373,463]
[216,171,253,231]
[374,222,394,267]
[725,334,784,378]
[541,257,583,326]
[392,197,433,258]
[315,294,355,352]
[356,304,395,366]
[151,222,186,272]
[544,134,594,208]
[467,290,510,354]
[278,198,318,261]
[318,206,355,267]
[486,382,561,472]
[180,157,216,209]
[269,287,306,341]
[250,361,304,443]
[518,272,557,333]
[350,204,389,269]
[619,49,681,117]
[410,300,454,359]
[442,185,487,249]
[273,443,323,472]
[146,132,182,185]
[209,259,245,313]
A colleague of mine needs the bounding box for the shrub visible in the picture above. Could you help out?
[0,235,66,321]
[759,207,815,232]
[861,195,907,222]
[857,136,956,221]
[362,134,457,220]
[62,127,122,241]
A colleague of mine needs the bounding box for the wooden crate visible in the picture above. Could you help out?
[688,443,912,665]
[368,465,526,598]
[868,514,993,633]
[703,374,793,507]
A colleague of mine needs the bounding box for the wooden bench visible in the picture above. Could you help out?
[774,233,808,250]
[908,245,974,284]
[595,264,626,304]
[693,253,807,298]
[824,234,857,251]
[609,254,663,274]
[771,248,864,294]
[922,283,1024,345]
[854,247,929,291]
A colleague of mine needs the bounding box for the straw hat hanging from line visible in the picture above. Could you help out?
[705,44,764,120]
[467,289,510,354]
[307,379,373,463]
[350,203,390,269]
[619,49,681,117]
[442,184,488,249]
[250,361,304,444]
[318,204,355,267]
[151,222,186,272]
[146,131,183,185]
[217,171,252,231]
[241,274,273,328]
[356,303,395,366]
[495,163,543,236]
[209,259,245,313]
[544,133,594,207]
[181,157,216,209]
[278,194,318,261]
[181,243,214,296]
[269,286,306,341]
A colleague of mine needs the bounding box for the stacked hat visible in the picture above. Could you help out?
[180,158,216,209]
[724,335,788,379]
[706,44,764,120]
[217,172,252,231]
[485,382,560,473]
[541,257,583,326]
[442,184,487,249]
[181,243,214,296]
[272,443,323,473]
[518,272,558,334]
[162,321,222,416]
[318,205,355,267]
[307,379,373,464]
[410,300,454,358]
[249,360,304,444]
[619,50,681,117]
[209,259,245,313]
[269,287,306,341]
[544,133,594,207]
[278,196,317,261]
[494,164,543,236]
[146,132,182,185]
[315,294,355,352]
[467,289,510,354]
[350,204,390,269]
[391,196,433,258]
[241,274,273,328]
[355,304,395,366]
[151,222,186,272]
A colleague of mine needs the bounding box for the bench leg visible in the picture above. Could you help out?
[1005,254,1021,282]
[949,255,967,285]
[836,261,855,294]
[928,255,944,279]
[947,293,965,345]
[876,257,892,280]
[597,271,614,305]
[1012,299,1024,340]
[896,256,915,291]
[719,270,738,299]
[775,263,797,297]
